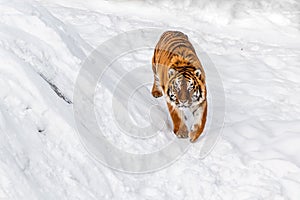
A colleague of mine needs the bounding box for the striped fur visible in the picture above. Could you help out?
[151,31,207,142]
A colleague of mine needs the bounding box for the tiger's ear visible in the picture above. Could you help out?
[168,68,176,78]
[194,69,201,78]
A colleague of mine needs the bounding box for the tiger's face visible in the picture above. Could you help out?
[167,68,205,108]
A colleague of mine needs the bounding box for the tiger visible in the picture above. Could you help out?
[151,31,207,142]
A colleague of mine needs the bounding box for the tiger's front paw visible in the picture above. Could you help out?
[189,129,203,143]
[151,89,163,98]
[189,130,198,142]
[174,125,188,138]
[152,90,163,98]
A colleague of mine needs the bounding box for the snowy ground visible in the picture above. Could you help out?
[1,0,300,199]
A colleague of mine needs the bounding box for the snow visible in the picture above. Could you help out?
[0,0,300,199]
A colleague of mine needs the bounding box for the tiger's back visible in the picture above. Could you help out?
[152,31,205,94]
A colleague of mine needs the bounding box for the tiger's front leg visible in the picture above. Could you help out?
[151,63,163,98]
[167,102,188,138]
[189,101,207,142]
[151,75,163,98]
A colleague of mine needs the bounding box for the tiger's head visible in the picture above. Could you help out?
[167,67,206,108]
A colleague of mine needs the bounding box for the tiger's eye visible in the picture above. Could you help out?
[170,94,176,101]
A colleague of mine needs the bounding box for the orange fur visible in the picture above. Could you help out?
[151,31,207,142]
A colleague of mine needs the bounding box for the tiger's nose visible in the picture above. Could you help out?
[180,99,188,103]
[179,99,189,107]
[178,92,188,104]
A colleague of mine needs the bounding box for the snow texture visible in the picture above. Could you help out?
[0,0,300,199]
